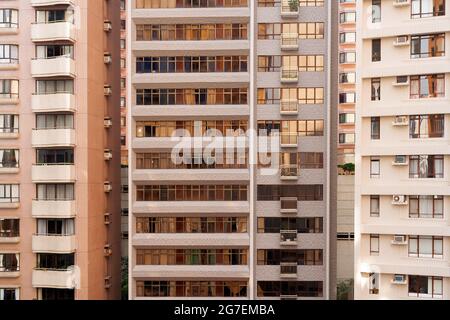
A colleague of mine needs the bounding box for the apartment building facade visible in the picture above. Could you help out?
[0,0,121,300]
[355,0,450,299]
[336,0,356,299]
[128,0,336,300]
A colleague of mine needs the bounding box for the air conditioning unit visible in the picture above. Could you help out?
[104,117,112,128]
[104,85,112,96]
[104,182,112,193]
[392,195,407,205]
[392,274,407,284]
[393,155,407,165]
[393,0,410,7]
[104,244,112,256]
[104,213,111,225]
[104,21,112,32]
[392,235,407,244]
[104,149,113,160]
[392,116,408,126]
[394,35,409,46]
[393,76,409,86]
[104,53,112,64]
[104,276,112,289]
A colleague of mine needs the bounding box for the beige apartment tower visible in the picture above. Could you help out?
[128,0,337,300]
[355,0,450,299]
[0,0,121,300]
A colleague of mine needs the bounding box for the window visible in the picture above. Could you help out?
[0,44,18,64]
[136,24,248,41]
[0,79,19,98]
[370,234,379,254]
[137,0,248,8]
[257,281,323,298]
[408,276,443,298]
[411,0,445,18]
[36,114,74,129]
[36,10,74,23]
[0,149,19,168]
[136,185,248,201]
[340,12,356,23]
[36,80,74,94]
[40,288,74,300]
[0,9,18,28]
[299,152,323,169]
[0,253,19,272]
[257,184,323,201]
[370,195,380,217]
[37,219,75,236]
[369,273,379,294]
[36,149,74,165]
[372,39,381,62]
[409,195,443,218]
[339,133,355,144]
[0,114,18,133]
[339,72,356,84]
[371,78,381,101]
[257,217,323,234]
[372,0,381,23]
[120,39,126,49]
[339,52,356,64]
[371,117,380,140]
[339,92,355,103]
[36,184,74,201]
[0,184,19,203]
[0,288,19,300]
[36,45,73,59]
[339,113,355,124]
[136,217,248,234]
[409,114,444,138]
[136,249,248,265]
[0,219,19,238]
[408,236,443,258]
[339,32,356,44]
[370,157,380,178]
[37,253,74,270]
[136,281,248,297]
[409,155,444,178]
[120,0,126,10]
[411,34,445,58]
[410,74,445,99]
[258,23,324,40]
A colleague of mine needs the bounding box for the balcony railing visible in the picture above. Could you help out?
[281,4,299,17]
[281,33,299,50]
[280,262,298,278]
[280,100,298,114]
[280,165,298,179]
[280,230,298,245]
[280,69,298,83]
[280,133,298,146]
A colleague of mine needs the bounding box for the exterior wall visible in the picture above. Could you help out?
[128,0,336,300]
[355,0,450,300]
[0,0,121,300]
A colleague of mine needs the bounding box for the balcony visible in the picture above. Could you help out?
[32,200,76,218]
[0,94,19,105]
[32,164,75,183]
[280,197,298,214]
[280,230,298,246]
[0,58,19,71]
[280,100,298,115]
[31,22,75,42]
[32,235,76,253]
[0,199,20,209]
[280,3,299,17]
[281,33,299,50]
[30,0,74,6]
[280,263,298,279]
[31,57,75,78]
[32,129,75,147]
[280,133,298,148]
[280,69,298,83]
[280,165,298,180]
[32,93,75,112]
[32,269,78,289]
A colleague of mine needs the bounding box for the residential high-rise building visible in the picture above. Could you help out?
[0,0,121,300]
[355,0,450,299]
[128,0,336,300]
[336,0,356,299]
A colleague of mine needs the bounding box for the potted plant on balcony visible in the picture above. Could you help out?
[288,0,299,12]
